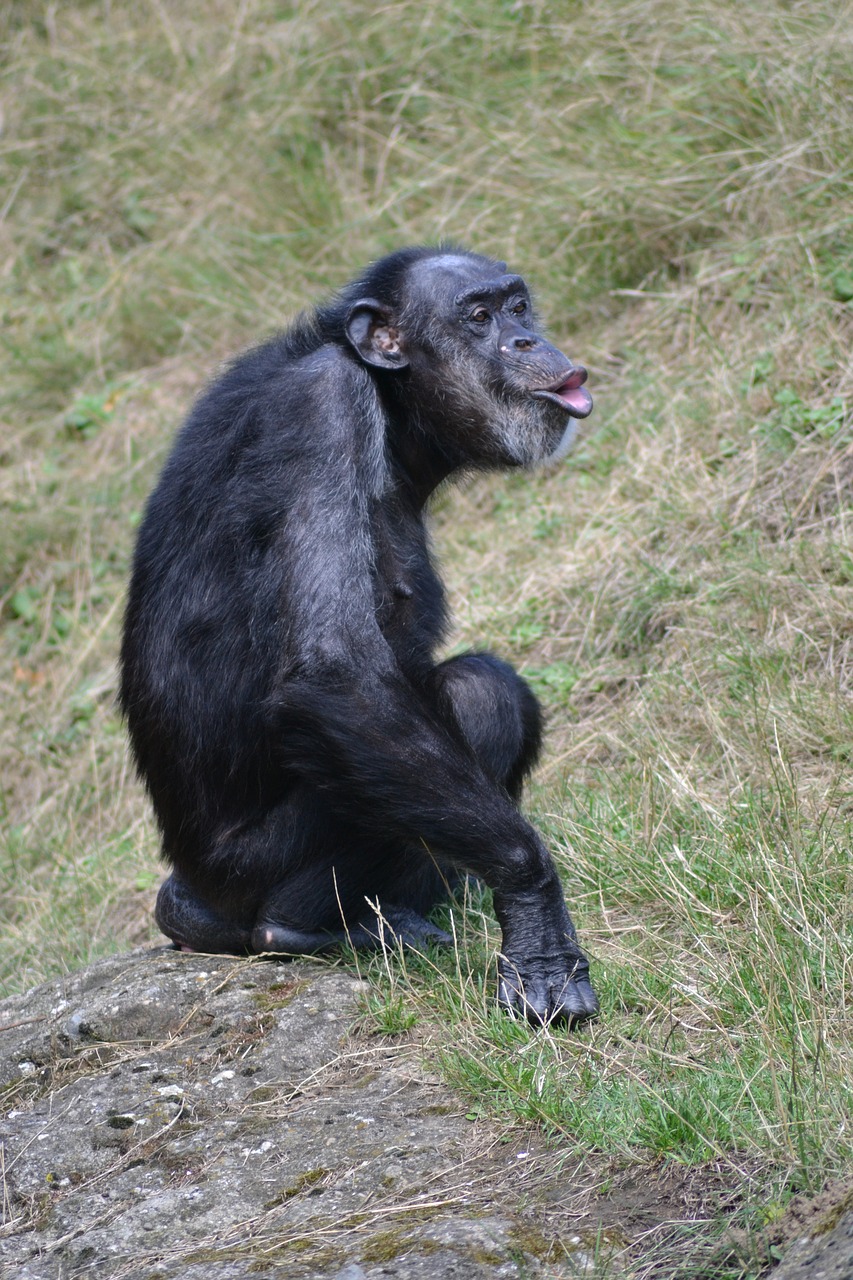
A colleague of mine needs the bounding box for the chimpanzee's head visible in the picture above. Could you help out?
[341,247,592,469]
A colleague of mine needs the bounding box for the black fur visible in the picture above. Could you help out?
[121,246,598,1025]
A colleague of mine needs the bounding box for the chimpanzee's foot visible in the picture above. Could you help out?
[362,904,453,947]
[157,873,452,957]
[155,874,252,955]
[251,922,372,954]
[497,952,599,1027]
[492,882,599,1029]
[252,905,452,955]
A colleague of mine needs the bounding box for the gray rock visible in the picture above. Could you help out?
[769,1204,853,1280]
[0,949,592,1279]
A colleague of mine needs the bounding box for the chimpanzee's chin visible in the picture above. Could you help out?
[546,418,578,462]
[523,400,579,465]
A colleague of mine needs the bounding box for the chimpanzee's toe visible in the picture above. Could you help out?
[551,974,599,1025]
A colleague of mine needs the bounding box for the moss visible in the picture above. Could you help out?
[247,1241,346,1270]
[814,1187,853,1236]
[469,1247,506,1265]
[263,1166,328,1209]
[507,1221,555,1261]
[106,1112,135,1129]
[246,1084,278,1103]
[251,978,306,1012]
[154,1147,199,1175]
[30,1190,55,1232]
[360,1230,440,1263]
[186,1242,343,1270]
[351,1068,380,1087]
[359,1230,409,1263]
[184,1247,250,1265]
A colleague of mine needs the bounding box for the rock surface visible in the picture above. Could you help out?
[0,949,598,1279]
[2,949,850,1279]
[765,1185,853,1280]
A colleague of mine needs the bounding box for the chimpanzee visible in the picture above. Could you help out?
[120,246,598,1026]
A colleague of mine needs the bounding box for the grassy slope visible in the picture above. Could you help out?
[1,1,851,1273]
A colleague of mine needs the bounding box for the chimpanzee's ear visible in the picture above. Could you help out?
[345,299,409,370]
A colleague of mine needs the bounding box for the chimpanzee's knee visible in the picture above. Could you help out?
[433,652,542,800]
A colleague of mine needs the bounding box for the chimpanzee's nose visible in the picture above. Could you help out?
[502,334,537,354]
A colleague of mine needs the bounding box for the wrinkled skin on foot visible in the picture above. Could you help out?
[493,886,599,1027]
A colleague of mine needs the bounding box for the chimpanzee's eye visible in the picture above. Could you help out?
[470,308,490,324]
[512,300,527,316]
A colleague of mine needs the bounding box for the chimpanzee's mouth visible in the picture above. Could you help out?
[532,367,593,419]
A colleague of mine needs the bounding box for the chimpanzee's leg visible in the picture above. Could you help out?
[425,651,598,1027]
[369,651,542,913]
[154,653,541,956]
[257,653,542,945]
[432,651,542,800]
[250,835,453,954]
[155,865,409,956]
[154,789,453,956]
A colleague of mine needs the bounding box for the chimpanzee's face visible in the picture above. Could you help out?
[403,254,592,467]
[344,251,592,469]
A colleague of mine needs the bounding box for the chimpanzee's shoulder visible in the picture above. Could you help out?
[209,330,365,398]
[174,336,376,460]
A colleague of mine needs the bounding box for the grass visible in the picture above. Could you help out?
[1,1,851,1275]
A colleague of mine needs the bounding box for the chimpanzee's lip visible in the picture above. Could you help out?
[532,367,593,419]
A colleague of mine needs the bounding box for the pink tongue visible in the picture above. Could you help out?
[559,386,592,414]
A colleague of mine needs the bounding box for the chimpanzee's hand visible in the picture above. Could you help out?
[493,885,599,1027]
[497,949,598,1026]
